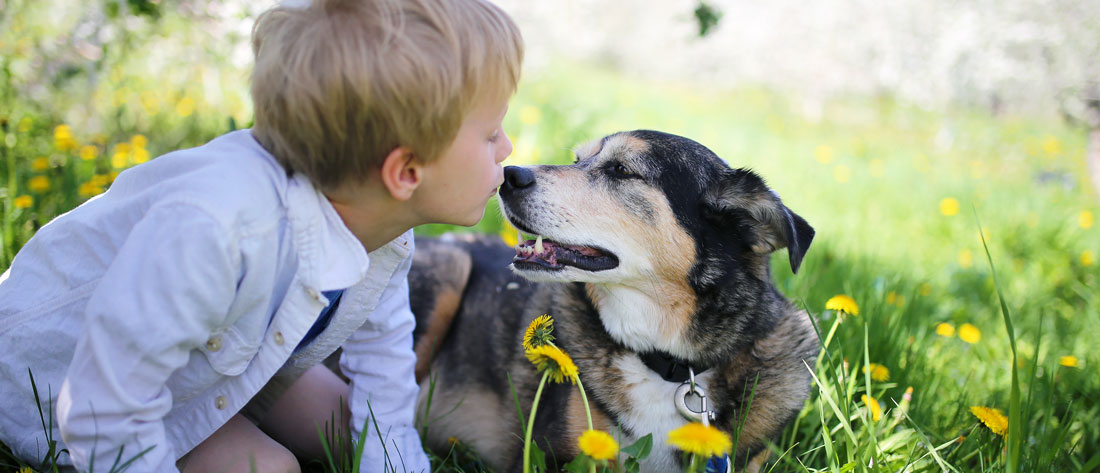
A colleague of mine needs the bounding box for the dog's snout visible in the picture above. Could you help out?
[501,166,535,196]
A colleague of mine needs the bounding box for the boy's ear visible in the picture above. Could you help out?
[380,146,422,201]
[702,168,815,273]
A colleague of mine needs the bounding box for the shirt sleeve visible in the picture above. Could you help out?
[340,247,431,473]
[57,202,239,473]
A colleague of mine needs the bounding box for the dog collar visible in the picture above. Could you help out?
[639,350,711,383]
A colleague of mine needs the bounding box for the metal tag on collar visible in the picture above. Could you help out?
[674,367,717,425]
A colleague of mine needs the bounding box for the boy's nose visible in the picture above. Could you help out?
[500,166,535,196]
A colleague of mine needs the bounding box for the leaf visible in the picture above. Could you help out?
[623,457,641,473]
[621,433,653,460]
[562,453,590,473]
[529,442,547,473]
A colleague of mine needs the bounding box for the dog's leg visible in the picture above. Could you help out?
[409,241,473,383]
[744,448,769,473]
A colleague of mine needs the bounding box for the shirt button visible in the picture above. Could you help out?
[215,396,227,410]
[273,331,285,345]
[306,287,320,300]
[205,336,222,352]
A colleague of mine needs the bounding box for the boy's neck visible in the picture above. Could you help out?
[325,187,417,253]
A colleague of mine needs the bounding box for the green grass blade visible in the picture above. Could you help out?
[974,210,1022,473]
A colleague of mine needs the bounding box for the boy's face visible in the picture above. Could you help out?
[414,95,513,226]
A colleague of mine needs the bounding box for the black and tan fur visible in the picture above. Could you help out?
[409,130,818,472]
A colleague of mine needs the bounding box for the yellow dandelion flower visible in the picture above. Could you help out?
[132,147,150,164]
[18,466,35,473]
[79,145,98,161]
[13,195,33,209]
[79,181,104,198]
[958,249,973,268]
[832,164,851,183]
[885,291,898,306]
[53,124,77,151]
[578,429,618,461]
[525,344,578,384]
[1082,251,1095,267]
[177,96,196,117]
[500,222,519,247]
[1059,355,1079,368]
[936,322,956,338]
[30,157,50,171]
[112,152,129,169]
[970,406,1008,436]
[861,395,882,421]
[28,175,50,193]
[940,197,960,216]
[519,106,542,126]
[1041,135,1061,156]
[130,134,148,149]
[825,294,859,316]
[91,174,112,187]
[667,422,732,457]
[18,117,32,133]
[1080,210,1095,229]
[814,145,834,164]
[523,314,555,350]
[863,363,890,382]
[112,143,131,168]
[958,323,981,344]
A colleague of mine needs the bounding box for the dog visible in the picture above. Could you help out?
[408,130,818,472]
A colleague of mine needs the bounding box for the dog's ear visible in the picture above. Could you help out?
[703,168,815,273]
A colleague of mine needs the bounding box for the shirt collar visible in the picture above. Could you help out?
[313,184,371,291]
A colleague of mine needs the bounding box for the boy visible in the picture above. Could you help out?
[0,0,523,471]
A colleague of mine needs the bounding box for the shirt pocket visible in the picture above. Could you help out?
[197,324,262,376]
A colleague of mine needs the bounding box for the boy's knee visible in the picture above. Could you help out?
[251,445,301,473]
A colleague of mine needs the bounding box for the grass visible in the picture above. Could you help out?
[2,50,1098,472]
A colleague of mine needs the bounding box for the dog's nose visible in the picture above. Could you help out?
[501,166,535,195]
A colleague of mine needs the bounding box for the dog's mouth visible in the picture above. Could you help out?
[512,230,619,272]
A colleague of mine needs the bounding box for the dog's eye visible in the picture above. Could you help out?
[612,163,633,177]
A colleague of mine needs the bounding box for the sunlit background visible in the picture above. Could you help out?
[1,0,1098,471]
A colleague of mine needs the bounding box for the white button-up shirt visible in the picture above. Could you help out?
[0,130,429,472]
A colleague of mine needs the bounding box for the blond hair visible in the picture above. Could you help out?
[250,0,523,191]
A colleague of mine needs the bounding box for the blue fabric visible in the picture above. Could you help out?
[705,455,730,473]
[295,289,344,352]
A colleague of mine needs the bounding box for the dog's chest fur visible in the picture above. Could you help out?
[610,354,720,472]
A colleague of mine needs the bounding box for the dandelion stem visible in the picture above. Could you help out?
[687,453,701,473]
[821,315,841,350]
[523,371,550,473]
[576,377,594,431]
[574,376,597,473]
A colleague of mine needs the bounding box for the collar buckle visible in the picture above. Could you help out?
[674,367,718,425]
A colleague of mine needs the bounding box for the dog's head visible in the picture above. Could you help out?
[498,130,812,287]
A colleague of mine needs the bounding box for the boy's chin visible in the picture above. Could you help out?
[441,208,485,227]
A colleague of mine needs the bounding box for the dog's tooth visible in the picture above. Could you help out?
[517,231,524,244]
[535,235,544,254]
